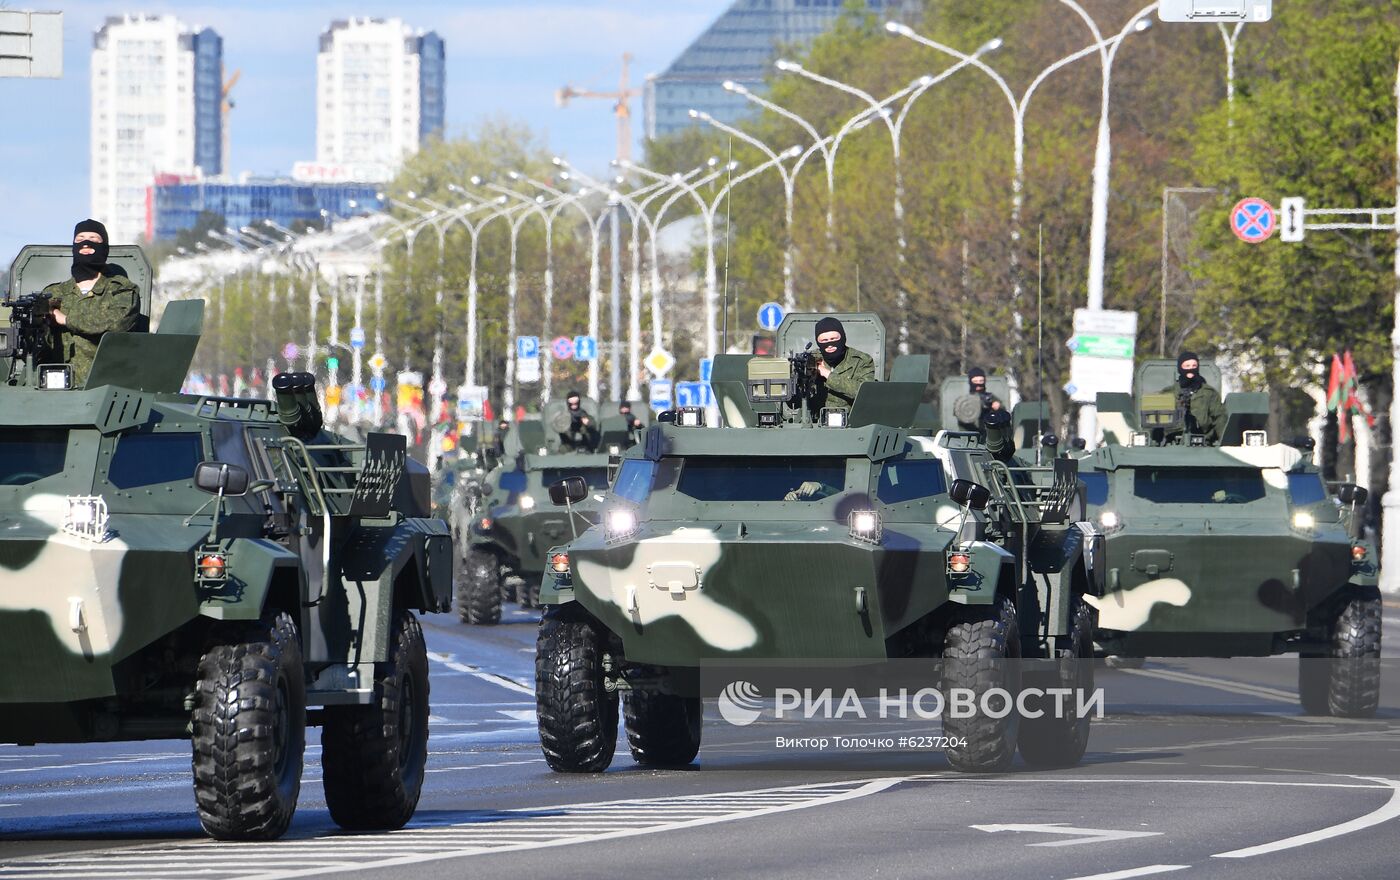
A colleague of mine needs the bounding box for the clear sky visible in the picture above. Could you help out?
[0,0,734,263]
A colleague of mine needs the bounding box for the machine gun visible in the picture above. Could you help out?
[1,292,57,383]
[746,343,824,423]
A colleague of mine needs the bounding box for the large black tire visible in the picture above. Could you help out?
[536,613,618,772]
[321,610,430,830]
[1300,587,1382,718]
[191,613,305,840]
[457,548,502,625]
[1018,598,1094,769]
[624,690,702,768]
[941,596,1021,773]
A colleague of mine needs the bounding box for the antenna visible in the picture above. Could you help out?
[855,264,861,311]
[1037,223,1045,465]
[721,137,734,354]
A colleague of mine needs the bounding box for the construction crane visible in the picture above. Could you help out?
[556,53,642,162]
[220,68,240,177]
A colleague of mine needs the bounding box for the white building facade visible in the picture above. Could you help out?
[90,15,221,244]
[316,18,445,177]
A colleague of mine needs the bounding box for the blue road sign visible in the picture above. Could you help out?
[573,335,598,361]
[757,301,785,331]
[649,379,673,412]
[676,381,713,409]
[349,327,366,349]
[369,375,386,393]
[516,335,540,360]
[698,357,713,384]
[551,335,574,360]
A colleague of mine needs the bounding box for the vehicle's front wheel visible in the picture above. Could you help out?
[321,610,430,830]
[536,612,618,772]
[457,548,503,625]
[191,613,305,840]
[1299,587,1381,718]
[625,690,702,768]
[1018,597,1094,769]
[941,596,1021,773]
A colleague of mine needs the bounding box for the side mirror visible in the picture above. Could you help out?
[548,476,589,507]
[949,478,991,511]
[193,461,250,496]
[1338,484,1369,506]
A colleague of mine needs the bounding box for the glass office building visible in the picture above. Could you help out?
[645,0,921,139]
[152,180,384,241]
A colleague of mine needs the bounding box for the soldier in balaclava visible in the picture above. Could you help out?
[1161,350,1227,445]
[956,367,1004,432]
[812,316,875,415]
[42,219,142,385]
[558,390,600,451]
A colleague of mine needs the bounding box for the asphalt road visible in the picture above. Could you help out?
[2,601,1398,880]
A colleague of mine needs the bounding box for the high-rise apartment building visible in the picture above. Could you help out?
[315,18,445,176]
[645,0,920,140]
[90,14,222,243]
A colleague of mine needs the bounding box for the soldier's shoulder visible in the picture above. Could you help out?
[103,273,140,293]
[41,278,73,295]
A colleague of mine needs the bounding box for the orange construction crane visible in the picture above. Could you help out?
[220,68,240,175]
[556,53,642,162]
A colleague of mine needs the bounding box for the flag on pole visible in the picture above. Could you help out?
[1342,350,1376,428]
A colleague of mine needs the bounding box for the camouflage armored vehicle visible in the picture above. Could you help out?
[1082,359,1381,717]
[534,314,1105,773]
[0,246,453,839]
[456,397,629,624]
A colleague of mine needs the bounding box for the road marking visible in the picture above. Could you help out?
[498,709,536,721]
[0,754,184,775]
[1117,666,1298,704]
[1061,866,1190,880]
[971,823,1162,847]
[0,779,897,880]
[429,652,535,696]
[1213,775,1400,858]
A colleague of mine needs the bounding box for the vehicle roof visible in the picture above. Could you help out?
[635,423,911,462]
[1088,443,1306,473]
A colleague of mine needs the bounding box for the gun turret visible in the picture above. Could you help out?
[1,292,56,381]
[272,371,324,439]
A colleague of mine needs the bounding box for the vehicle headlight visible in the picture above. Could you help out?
[1130,432,1150,447]
[197,552,228,580]
[519,495,536,511]
[605,508,639,541]
[40,365,73,390]
[62,495,109,542]
[822,409,847,428]
[947,550,972,574]
[1292,510,1316,530]
[549,552,570,574]
[848,509,882,544]
[1099,510,1121,531]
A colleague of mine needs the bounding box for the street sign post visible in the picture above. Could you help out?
[1280,197,1306,242]
[1068,309,1137,405]
[699,358,714,384]
[676,381,713,409]
[1231,197,1277,244]
[573,335,598,361]
[551,336,574,360]
[757,302,785,332]
[516,336,540,360]
[349,327,366,349]
[517,357,542,383]
[644,348,675,377]
[282,342,300,361]
[1158,0,1270,22]
[649,379,673,412]
[368,352,387,372]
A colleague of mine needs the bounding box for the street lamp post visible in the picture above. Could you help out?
[439,188,520,393]
[1219,20,1245,127]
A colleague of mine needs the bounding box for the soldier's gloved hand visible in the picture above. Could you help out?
[784,480,824,501]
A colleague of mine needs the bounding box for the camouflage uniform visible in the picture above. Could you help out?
[43,275,141,385]
[1160,382,1227,445]
[819,346,876,412]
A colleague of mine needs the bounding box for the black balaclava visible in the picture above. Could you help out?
[566,391,581,412]
[497,420,509,433]
[1177,350,1204,391]
[968,367,987,394]
[814,316,847,367]
[619,401,632,415]
[72,218,109,283]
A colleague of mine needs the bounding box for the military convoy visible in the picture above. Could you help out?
[0,246,453,839]
[534,314,1105,773]
[455,396,638,624]
[1080,360,1382,717]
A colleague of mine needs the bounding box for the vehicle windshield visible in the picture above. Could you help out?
[1287,472,1328,506]
[107,433,204,489]
[676,457,846,502]
[542,467,610,490]
[1079,471,1110,506]
[876,458,946,504]
[0,429,69,486]
[613,459,656,504]
[1133,467,1267,504]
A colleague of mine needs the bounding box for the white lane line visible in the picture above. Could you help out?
[1061,867,1190,880]
[1213,775,1400,859]
[0,754,184,775]
[428,652,535,696]
[1118,667,1298,703]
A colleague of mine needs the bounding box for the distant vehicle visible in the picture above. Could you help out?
[1080,359,1381,717]
[0,245,453,839]
[534,314,1105,773]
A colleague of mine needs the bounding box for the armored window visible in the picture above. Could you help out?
[0,429,69,486]
[498,469,528,494]
[676,457,846,502]
[875,459,947,504]
[1078,471,1110,506]
[107,432,204,489]
[1132,467,1266,504]
[542,468,610,491]
[1286,473,1328,506]
[613,459,656,504]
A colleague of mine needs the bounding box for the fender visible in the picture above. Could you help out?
[199,538,303,621]
[947,540,1016,606]
[341,517,453,614]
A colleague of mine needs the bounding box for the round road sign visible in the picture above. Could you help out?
[1231,197,1277,244]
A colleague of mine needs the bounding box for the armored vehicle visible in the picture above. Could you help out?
[0,246,453,839]
[456,397,630,624]
[1083,359,1381,717]
[534,314,1104,773]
